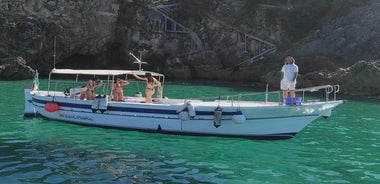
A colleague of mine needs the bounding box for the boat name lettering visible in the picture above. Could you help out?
[59,114,93,121]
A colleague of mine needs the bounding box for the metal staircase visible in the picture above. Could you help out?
[238,32,276,64]
[207,15,276,65]
[151,1,204,53]
[150,1,276,63]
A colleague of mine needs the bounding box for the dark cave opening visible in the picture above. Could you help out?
[57,42,126,70]
[57,54,99,69]
[55,42,170,74]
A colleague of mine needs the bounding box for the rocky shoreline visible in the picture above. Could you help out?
[1,58,379,99]
[0,57,35,80]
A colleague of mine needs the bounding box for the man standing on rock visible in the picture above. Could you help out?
[280,56,299,102]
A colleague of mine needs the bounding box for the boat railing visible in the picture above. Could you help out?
[43,80,80,94]
[190,84,340,105]
[47,80,112,97]
[295,84,340,102]
[44,79,165,100]
[261,84,340,102]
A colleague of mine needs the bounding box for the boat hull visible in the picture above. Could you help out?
[28,91,343,140]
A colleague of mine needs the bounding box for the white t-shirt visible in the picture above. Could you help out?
[281,64,299,82]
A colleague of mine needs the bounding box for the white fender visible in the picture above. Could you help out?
[179,111,190,121]
[232,111,246,123]
[187,104,196,118]
[176,102,189,113]
[321,109,332,118]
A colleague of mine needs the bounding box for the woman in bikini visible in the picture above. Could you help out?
[133,72,161,103]
[112,78,129,101]
[86,78,102,100]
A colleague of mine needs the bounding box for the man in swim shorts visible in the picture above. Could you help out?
[280,56,299,102]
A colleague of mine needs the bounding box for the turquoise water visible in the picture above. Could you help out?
[0,80,379,183]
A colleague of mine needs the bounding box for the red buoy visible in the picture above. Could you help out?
[45,102,59,112]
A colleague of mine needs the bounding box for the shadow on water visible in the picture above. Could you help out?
[1,117,303,183]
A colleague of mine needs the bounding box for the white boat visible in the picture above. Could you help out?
[24,68,343,140]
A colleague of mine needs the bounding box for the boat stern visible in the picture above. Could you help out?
[24,89,38,118]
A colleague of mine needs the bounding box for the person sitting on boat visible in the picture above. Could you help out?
[79,87,87,100]
[86,78,103,100]
[112,78,129,101]
[280,56,299,102]
[133,72,161,103]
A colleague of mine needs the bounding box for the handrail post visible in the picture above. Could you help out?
[302,90,305,102]
[265,84,268,103]
[334,85,340,101]
[325,85,333,101]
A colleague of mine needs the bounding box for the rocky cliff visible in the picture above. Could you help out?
[0,0,379,97]
[0,0,119,74]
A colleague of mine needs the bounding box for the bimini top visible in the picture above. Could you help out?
[49,69,164,77]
